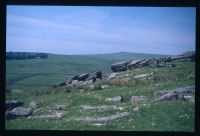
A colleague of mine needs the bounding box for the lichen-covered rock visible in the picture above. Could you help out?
[80,105,124,111]
[105,96,123,102]
[131,96,148,103]
[5,107,32,120]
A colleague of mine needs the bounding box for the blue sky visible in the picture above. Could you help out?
[7,6,196,55]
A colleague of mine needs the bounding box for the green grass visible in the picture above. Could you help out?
[5,53,195,131]
[6,79,195,131]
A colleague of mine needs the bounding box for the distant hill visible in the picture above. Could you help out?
[6,52,48,60]
[89,52,169,62]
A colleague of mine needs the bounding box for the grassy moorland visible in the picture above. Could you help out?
[5,53,195,131]
[6,52,167,90]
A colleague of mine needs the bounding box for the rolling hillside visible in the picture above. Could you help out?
[6,52,168,90]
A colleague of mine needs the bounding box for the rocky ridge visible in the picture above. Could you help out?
[111,51,195,72]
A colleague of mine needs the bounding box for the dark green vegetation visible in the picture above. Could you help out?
[6,52,48,60]
[6,53,195,131]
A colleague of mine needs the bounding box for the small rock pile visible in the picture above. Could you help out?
[53,71,102,88]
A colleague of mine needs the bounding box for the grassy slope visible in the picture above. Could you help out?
[6,52,167,90]
[6,60,195,131]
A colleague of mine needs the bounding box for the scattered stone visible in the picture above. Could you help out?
[6,100,23,111]
[75,112,130,122]
[29,112,64,120]
[101,84,109,89]
[155,92,180,101]
[134,72,153,79]
[92,123,106,126]
[6,107,32,120]
[105,96,123,102]
[183,96,195,102]
[108,73,117,79]
[131,96,148,103]
[80,105,125,111]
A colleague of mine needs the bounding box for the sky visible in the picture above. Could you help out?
[6,6,196,55]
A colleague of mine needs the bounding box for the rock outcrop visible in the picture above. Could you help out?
[171,51,195,61]
[53,71,102,88]
[154,86,195,101]
[111,60,131,72]
[110,51,195,72]
[5,107,32,120]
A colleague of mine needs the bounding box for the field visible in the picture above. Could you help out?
[5,52,195,131]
